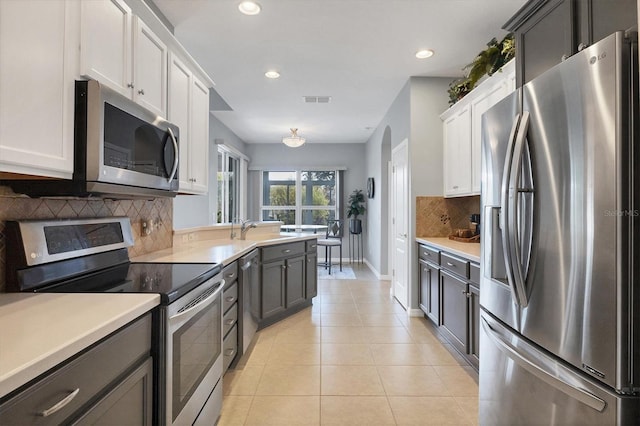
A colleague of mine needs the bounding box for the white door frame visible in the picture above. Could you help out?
[391,139,410,310]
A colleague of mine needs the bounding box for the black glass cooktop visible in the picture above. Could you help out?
[40,261,221,304]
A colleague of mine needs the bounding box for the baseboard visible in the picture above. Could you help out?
[408,308,423,317]
[363,258,392,280]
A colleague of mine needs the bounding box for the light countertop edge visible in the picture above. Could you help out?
[416,237,481,263]
[0,293,159,399]
[132,233,318,265]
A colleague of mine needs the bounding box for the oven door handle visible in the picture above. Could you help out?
[169,279,224,322]
[167,127,179,184]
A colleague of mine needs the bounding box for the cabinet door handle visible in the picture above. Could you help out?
[423,268,428,272]
[310,244,317,248]
[225,319,235,325]
[561,54,569,61]
[39,388,80,417]
[138,89,145,95]
[225,296,236,302]
[225,272,236,279]
[127,83,134,88]
[462,290,467,295]
[453,185,459,189]
[281,265,287,270]
[225,349,236,357]
[283,249,291,254]
[446,262,455,267]
[577,43,588,51]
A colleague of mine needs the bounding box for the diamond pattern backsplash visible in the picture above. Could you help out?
[0,187,173,292]
[416,196,480,237]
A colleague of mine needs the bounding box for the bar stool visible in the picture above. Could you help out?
[317,220,343,274]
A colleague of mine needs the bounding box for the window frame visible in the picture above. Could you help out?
[260,169,340,226]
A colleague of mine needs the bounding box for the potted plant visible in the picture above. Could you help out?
[346,189,366,234]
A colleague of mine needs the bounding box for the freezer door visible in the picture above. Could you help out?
[519,32,633,390]
[479,312,640,426]
[480,91,521,331]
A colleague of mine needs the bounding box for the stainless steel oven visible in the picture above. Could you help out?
[164,273,224,426]
[5,218,225,426]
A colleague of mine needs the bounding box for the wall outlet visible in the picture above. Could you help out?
[188,233,196,241]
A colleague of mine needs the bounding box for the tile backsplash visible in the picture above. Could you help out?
[416,195,480,237]
[0,187,172,292]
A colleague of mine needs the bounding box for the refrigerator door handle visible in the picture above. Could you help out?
[500,114,525,306]
[505,111,531,307]
[481,316,607,412]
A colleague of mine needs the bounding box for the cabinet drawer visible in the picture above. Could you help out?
[418,244,440,264]
[223,282,238,313]
[469,262,480,286]
[223,262,238,285]
[441,252,469,278]
[223,324,238,372]
[306,240,318,253]
[223,303,238,337]
[262,242,305,262]
[0,314,151,425]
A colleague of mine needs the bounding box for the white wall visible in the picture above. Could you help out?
[364,81,410,277]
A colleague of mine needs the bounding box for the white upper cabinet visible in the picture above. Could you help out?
[189,76,210,194]
[0,0,78,178]
[441,59,515,198]
[443,106,472,196]
[81,0,167,117]
[168,54,210,194]
[133,17,167,117]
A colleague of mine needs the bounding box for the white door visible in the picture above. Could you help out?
[391,140,409,309]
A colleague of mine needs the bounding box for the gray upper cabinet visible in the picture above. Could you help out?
[505,0,637,87]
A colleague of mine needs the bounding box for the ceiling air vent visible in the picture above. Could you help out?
[304,96,332,103]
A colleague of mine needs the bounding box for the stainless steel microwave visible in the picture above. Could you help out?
[3,80,180,198]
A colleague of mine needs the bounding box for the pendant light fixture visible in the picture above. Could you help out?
[282,128,306,148]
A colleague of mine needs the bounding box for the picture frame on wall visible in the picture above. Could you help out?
[367,177,375,198]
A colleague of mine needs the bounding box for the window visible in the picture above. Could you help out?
[217,148,240,223]
[261,170,339,225]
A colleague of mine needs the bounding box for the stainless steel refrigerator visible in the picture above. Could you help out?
[479,31,640,425]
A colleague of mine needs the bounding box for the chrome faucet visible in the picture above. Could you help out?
[240,220,257,240]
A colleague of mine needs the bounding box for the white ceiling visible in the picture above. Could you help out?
[153,0,527,144]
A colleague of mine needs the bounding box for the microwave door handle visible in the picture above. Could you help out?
[500,114,524,306]
[167,128,179,183]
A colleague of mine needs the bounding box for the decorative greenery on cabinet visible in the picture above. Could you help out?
[448,34,515,105]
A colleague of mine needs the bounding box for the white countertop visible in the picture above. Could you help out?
[0,293,159,399]
[416,237,481,263]
[132,233,317,265]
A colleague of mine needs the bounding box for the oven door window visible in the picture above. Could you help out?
[172,295,221,420]
[103,103,175,178]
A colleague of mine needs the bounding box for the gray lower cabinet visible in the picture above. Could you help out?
[261,259,287,318]
[306,247,318,300]
[417,242,481,369]
[418,258,440,325]
[0,313,153,425]
[440,269,469,354]
[222,261,240,373]
[256,240,317,328]
[467,283,480,368]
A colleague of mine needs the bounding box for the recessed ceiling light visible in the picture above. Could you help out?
[415,49,435,59]
[238,1,261,15]
[265,70,280,79]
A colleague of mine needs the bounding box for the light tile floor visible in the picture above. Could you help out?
[219,264,479,426]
